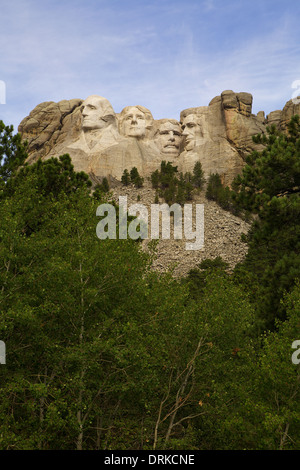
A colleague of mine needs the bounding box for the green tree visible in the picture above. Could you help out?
[0,154,259,450]
[192,161,204,189]
[1,120,299,451]
[0,163,152,449]
[151,161,195,206]
[151,169,160,189]
[216,283,300,450]
[232,117,300,212]
[185,257,229,300]
[130,167,144,188]
[232,116,300,328]
[155,272,257,450]
[0,121,28,191]
[121,169,130,186]
[93,177,110,200]
[252,284,300,449]
[99,176,110,192]
[206,173,234,212]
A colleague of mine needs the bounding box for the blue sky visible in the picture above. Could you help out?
[1,0,300,132]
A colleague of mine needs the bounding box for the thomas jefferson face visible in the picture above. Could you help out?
[155,121,182,156]
[122,106,147,138]
[81,95,115,131]
[181,114,203,151]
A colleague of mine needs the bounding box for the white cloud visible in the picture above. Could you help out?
[1,0,300,130]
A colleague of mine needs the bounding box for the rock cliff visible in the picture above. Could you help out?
[17,91,300,274]
[18,90,285,187]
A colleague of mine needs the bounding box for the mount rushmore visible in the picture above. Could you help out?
[18,90,300,186]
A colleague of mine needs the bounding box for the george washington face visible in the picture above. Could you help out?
[81,95,116,131]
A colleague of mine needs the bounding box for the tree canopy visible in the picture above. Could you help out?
[0,121,299,450]
[231,116,300,328]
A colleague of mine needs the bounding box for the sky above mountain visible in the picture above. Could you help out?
[1,0,300,131]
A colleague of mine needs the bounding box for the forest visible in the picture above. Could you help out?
[0,117,299,450]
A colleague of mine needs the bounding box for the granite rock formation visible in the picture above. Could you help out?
[18,90,293,186]
[264,97,300,132]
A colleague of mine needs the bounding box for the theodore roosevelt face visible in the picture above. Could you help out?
[155,120,182,156]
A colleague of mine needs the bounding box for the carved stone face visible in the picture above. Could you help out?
[81,95,115,131]
[181,114,203,151]
[121,106,147,138]
[155,121,182,156]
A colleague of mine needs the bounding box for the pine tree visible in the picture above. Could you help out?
[121,169,130,186]
[151,169,160,189]
[94,176,110,195]
[130,167,144,188]
[0,121,28,190]
[232,115,300,328]
[192,161,204,189]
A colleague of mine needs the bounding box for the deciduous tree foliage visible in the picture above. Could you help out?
[0,123,299,450]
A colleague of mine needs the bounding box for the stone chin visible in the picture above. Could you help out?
[82,119,113,132]
[82,120,99,131]
[162,145,180,156]
[184,141,194,152]
[184,138,201,151]
[125,127,146,138]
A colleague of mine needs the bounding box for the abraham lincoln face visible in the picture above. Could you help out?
[181,113,203,151]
